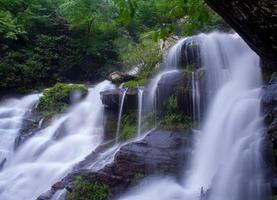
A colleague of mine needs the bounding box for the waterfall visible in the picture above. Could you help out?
[117,32,269,200]
[116,88,128,141]
[0,94,39,165]
[184,32,269,200]
[0,81,114,200]
[137,87,144,137]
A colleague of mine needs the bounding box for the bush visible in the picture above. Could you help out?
[37,83,88,119]
[68,177,110,200]
[160,96,193,131]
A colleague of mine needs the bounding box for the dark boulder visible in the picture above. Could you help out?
[204,0,277,70]
[109,71,136,84]
[37,130,192,200]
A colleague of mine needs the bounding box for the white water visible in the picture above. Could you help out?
[146,69,179,128]
[137,87,144,137]
[116,88,128,141]
[117,32,268,200]
[165,38,187,68]
[0,94,39,164]
[0,81,114,200]
[145,38,186,127]
[192,70,201,122]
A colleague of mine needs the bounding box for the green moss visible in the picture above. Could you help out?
[124,79,147,88]
[37,83,88,119]
[68,177,110,200]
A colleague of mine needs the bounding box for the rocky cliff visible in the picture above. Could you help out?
[204,0,277,74]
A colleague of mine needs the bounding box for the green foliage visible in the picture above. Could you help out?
[0,0,120,92]
[68,177,110,200]
[37,83,88,119]
[118,112,137,141]
[114,0,137,25]
[182,64,196,75]
[0,10,25,39]
[0,0,225,92]
[115,0,225,39]
[160,96,193,131]
[116,37,161,83]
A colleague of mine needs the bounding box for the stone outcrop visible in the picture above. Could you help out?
[37,130,192,200]
[204,0,277,70]
[108,71,136,84]
[101,88,139,111]
[14,111,43,149]
[101,88,140,139]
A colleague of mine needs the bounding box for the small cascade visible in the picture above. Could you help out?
[116,88,128,141]
[0,81,114,200]
[137,87,144,137]
[165,38,187,68]
[0,94,39,164]
[146,69,180,128]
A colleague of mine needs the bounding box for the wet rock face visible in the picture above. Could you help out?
[101,88,140,139]
[262,77,277,193]
[204,0,277,67]
[38,130,192,200]
[14,111,43,149]
[263,78,277,150]
[101,88,139,111]
[180,37,201,69]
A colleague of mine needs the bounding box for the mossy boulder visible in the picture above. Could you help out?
[108,71,135,84]
[37,83,88,119]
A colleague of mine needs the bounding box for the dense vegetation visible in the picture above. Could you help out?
[0,0,224,92]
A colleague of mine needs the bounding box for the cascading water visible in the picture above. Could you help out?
[0,80,114,200]
[145,39,187,127]
[116,88,128,141]
[137,87,144,137]
[0,94,39,165]
[117,32,269,200]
